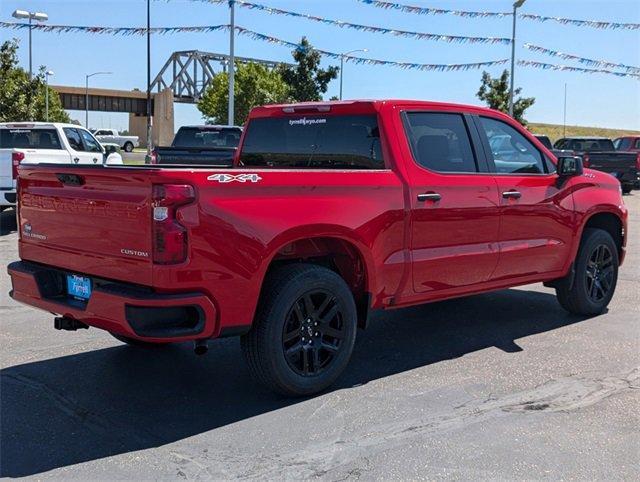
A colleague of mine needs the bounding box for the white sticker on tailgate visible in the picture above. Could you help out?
[208,173,262,183]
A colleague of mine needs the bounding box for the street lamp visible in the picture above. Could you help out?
[339,49,368,100]
[12,9,48,80]
[85,71,112,128]
[508,0,526,117]
[45,70,53,121]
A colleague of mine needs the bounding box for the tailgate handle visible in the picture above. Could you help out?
[56,173,84,186]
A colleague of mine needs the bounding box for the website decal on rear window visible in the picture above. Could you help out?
[288,117,328,126]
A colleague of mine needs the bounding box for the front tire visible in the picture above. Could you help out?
[123,142,134,153]
[621,184,632,195]
[556,228,618,315]
[241,264,357,397]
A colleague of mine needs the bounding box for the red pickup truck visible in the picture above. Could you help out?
[8,100,628,396]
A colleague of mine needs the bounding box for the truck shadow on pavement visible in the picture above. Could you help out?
[0,208,17,236]
[1,288,589,477]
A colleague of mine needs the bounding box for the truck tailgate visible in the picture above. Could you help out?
[18,166,154,285]
[587,152,637,174]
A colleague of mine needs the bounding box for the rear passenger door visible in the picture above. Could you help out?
[401,111,501,294]
[475,115,575,280]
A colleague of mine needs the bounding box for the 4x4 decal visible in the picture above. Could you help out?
[207,173,262,183]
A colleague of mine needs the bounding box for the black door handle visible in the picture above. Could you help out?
[417,192,441,202]
[73,157,80,163]
[502,190,522,199]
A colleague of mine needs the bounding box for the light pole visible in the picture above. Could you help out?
[146,0,152,159]
[563,83,568,138]
[508,0,526,117]
[228,0,236,126]
[340,49,368,100]
[85,71,112,128]
[12,9,48,80]
[45,70,53,121]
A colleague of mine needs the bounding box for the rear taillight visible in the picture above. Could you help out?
[149,149,158,164]
[636,152,640,171]
[582,154,590,168]
[152,184,195,264]
[12,152,24,179]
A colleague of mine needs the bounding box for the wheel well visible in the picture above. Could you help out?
[267,237,370,328]
[583,213,623,257]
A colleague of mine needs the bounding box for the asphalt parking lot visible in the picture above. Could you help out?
[1,195,638,480]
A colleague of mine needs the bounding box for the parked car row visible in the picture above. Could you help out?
[0,123,122,210]
[531,133,640,194]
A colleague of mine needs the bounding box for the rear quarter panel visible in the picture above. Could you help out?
[151,168,406,333]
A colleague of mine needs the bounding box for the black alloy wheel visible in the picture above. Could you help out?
[282,290,345,376]
[585,244,614,303]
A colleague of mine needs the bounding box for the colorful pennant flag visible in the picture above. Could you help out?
[524,44,640,74]
[0,21,228,36]
[0,20,509,73]
[198,0,511,44]
[356,0,640,30]
[518,60,640,79]
[234,26,510,72]
[520,13,639,31]
[354,0,510,18]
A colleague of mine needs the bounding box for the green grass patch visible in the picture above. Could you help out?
[528,123,640,143]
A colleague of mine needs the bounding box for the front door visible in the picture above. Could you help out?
[402,111,501,293]
[63,128,103,164]
[476,115,575,280]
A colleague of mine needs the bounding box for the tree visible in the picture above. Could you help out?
[476,69,535,125]
[198,62,291,125]
[0,39,70,123]
[277,37,339,102]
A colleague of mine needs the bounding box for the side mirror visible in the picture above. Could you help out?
[556,155,583,186]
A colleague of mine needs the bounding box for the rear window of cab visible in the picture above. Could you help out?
[0,128,63,150]
[239,115,385,169]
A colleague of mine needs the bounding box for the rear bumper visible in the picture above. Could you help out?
[8,261,218,343]
[0,188,16,206]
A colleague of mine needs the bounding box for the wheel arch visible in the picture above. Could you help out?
[580,211,625,261]
[260,228,377,329]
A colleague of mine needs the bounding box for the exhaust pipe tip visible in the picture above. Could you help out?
[54,316,89,331]
[194,339,208,355]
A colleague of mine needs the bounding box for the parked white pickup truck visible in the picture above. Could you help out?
[93,129,139,152]
[0,122,122,209]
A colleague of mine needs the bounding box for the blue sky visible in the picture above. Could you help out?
[1,0,639,131]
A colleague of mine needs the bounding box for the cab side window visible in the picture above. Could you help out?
[79,129,103,153]
[403,112,478,173]
[63,128,83,151]
[480,117,546,174]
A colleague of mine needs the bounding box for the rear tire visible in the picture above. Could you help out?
[241,264,357,397]
[110,332,167,348]
[556,228,618,316]
[123,142,134,153]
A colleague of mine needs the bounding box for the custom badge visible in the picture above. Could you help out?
[208,173,262,183]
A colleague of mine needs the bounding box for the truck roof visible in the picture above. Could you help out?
[559,136,611,140]
[251,99,504,117]
[180,125,243,130]
[0,122,83,129]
